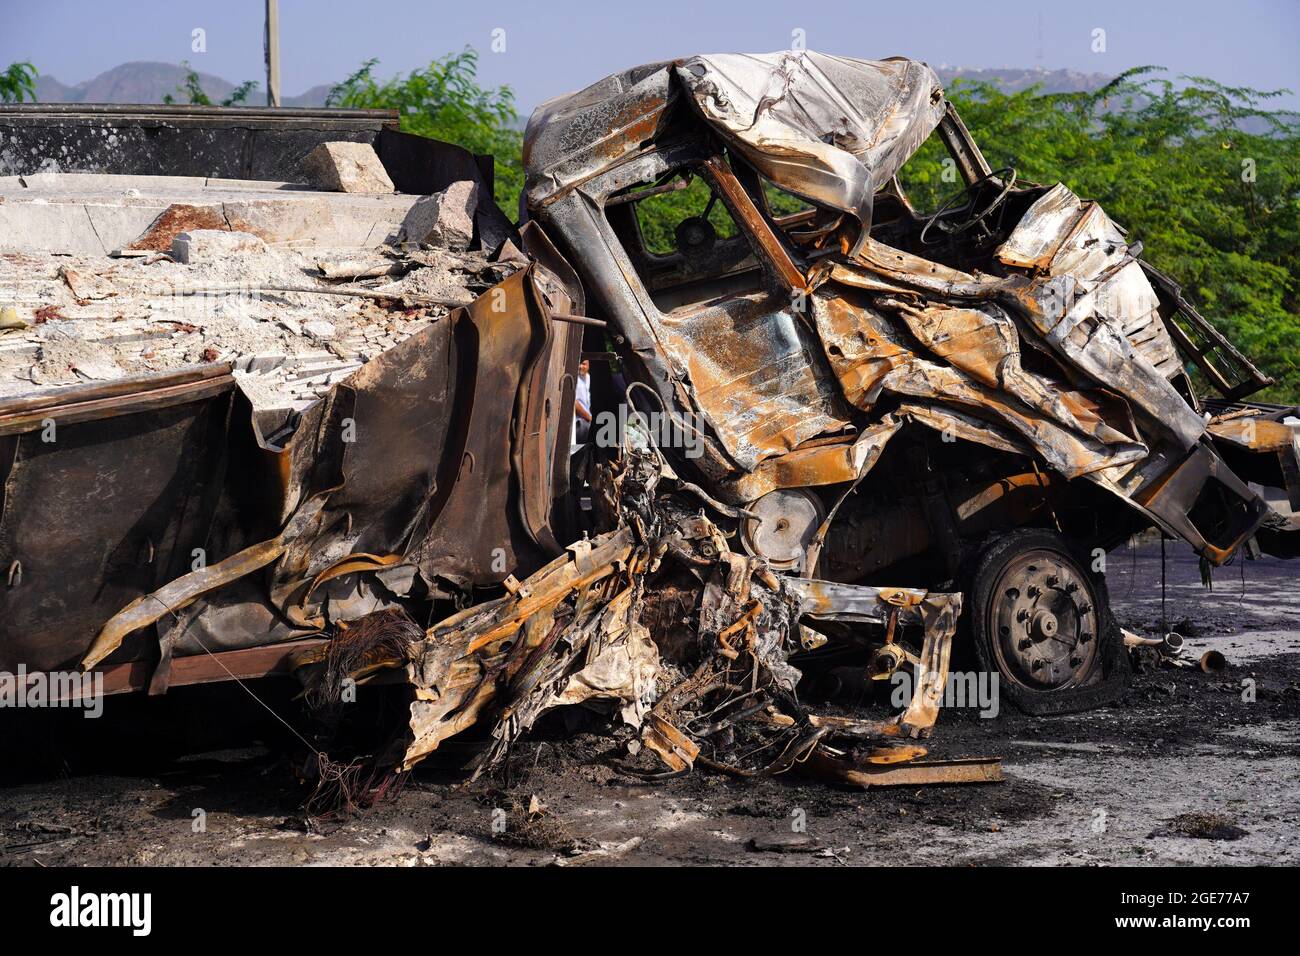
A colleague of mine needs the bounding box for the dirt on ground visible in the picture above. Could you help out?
[2,541,1297,867]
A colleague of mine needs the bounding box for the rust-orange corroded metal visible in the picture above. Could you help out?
[1208,417,1295,452]
[701,156,807,295]
[802,751,1004,787]
[8,49,1297,791]
[126,203,232,251]
[522,51,1288,568]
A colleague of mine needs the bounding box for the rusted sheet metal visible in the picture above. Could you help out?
[831,228,1206,464]
[802,751,1003,787]
[0,363,233,435]
[527,52,945,234]
[524,77,675,210]
[661,291,852,472]
[1208,412,1300,514]
[1129,441,1270,564]
[718,420,899,502]
[528,48,1280,561]
[400,527,638,771]
[7,48,1296,789]
[245,265,573,635]
[699,155,807,295]
[790,579,960,735]
[514,48,1291,575]
[1208,417,1296,453]
[43,638,328,702]
[82,533,296,670]
[806,284,1149,480]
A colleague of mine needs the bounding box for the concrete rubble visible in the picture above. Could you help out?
[302,141,396,194]
[398,180,477,251]
[0,169,511,424]
[170,229,267,265]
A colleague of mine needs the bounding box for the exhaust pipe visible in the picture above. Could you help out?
[1199,650,1227,674]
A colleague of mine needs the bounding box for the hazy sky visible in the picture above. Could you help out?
[4,0,1298,115]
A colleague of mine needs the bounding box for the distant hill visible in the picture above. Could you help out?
[934,66,1114,95]
[33,61,333,107]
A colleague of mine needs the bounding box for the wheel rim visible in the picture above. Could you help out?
[986,548,1099,691]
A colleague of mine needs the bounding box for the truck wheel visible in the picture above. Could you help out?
[965,529,1129,716]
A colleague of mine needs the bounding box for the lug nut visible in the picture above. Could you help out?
[1046,575,1059,587]
[1027,585,1041,598]
[1018,638,1033,650]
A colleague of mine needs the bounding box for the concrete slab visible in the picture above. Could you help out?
[0,173,426,254]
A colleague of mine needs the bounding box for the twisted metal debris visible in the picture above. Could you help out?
[294,438,963,788]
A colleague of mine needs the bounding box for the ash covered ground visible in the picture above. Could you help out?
[2,541,1296,867]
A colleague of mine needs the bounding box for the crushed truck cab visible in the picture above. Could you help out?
[521,51,1298,714]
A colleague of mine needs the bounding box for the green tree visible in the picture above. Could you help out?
[221,80,259,107]
[1,61,37,103]
[327,48,522,214]
[163,61,259,107]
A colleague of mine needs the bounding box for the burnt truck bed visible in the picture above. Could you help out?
[0,105,580,690]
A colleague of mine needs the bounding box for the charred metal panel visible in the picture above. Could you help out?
[0,104,397,181]
[0,368,234,671]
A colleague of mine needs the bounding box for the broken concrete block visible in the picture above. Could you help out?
[398,181,477,251]
[171,230,268,264]
[223,197,337,245]
[302,320,337,340]
[302,142,394,194]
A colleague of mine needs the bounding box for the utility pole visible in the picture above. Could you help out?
[264,0,281,107]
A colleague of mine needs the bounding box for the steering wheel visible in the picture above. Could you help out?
[675,185,720,256]
[919,166,1017,245]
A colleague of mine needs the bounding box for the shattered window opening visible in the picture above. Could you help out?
[629,171,741,257]
[608,161,767,314]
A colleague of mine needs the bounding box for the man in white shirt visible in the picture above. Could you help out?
[572,358,592,448]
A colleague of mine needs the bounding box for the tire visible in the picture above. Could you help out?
[963,529,1129,716]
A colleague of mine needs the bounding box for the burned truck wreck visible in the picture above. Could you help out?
[2,52,1297,790]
